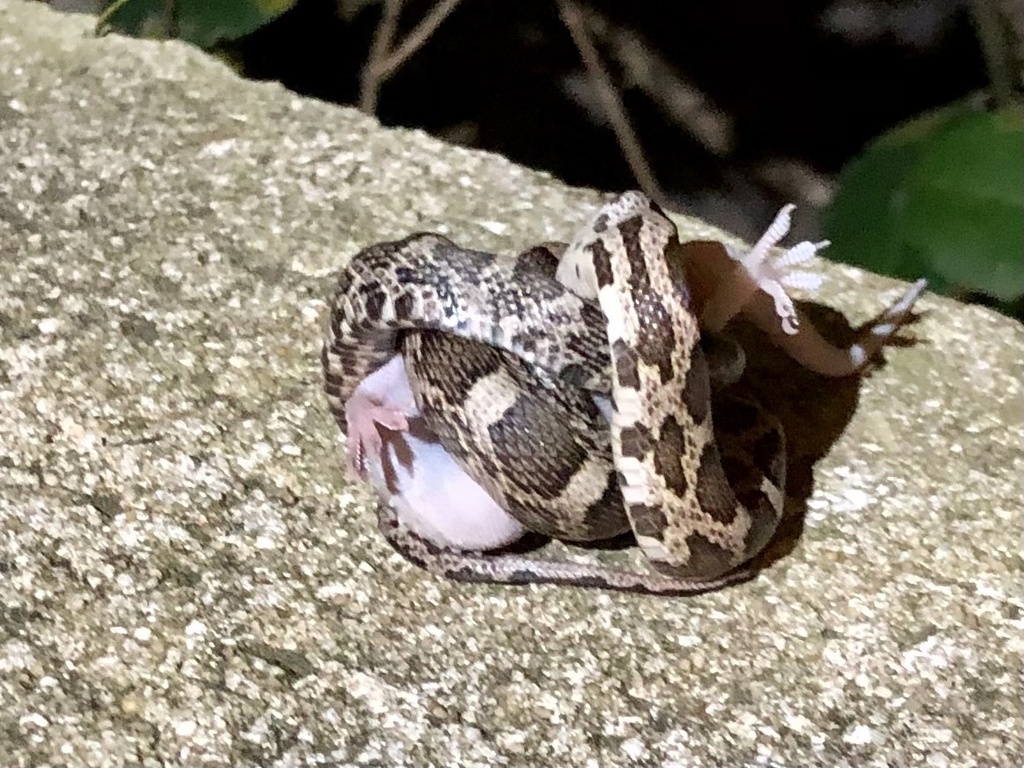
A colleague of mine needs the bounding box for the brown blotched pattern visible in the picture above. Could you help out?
[324,191,788,594]
[405,330,627,541]
[322,234,610,433]
[564,191,783,580]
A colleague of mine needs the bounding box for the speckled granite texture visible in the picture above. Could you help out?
[1,2,1021,766]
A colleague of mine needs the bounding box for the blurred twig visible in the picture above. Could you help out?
[585,11,733,156]
[360,0,464,114]
[971,0,1019,106]
[556,0,664,202]
[360,0,401,113]
[999,0,1024,84]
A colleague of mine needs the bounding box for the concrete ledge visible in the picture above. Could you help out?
[1,1,1021,765]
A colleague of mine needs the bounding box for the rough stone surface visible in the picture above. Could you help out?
[1,2,1021,767]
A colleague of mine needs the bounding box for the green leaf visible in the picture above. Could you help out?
[98,0,297,48]
[825,100,1024,305]
[900,105,1024,302]
[821,129,926,278]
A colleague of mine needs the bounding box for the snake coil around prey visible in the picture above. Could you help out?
[322,192,926,596]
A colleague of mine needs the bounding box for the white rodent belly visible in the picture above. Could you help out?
[374,430,526,551]
[355,355,526,551]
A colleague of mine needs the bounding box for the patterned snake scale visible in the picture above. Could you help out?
[322,192,927,596]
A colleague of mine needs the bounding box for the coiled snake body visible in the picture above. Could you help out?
[323,192,925,595]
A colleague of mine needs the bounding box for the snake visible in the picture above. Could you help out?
[322,192,926,596]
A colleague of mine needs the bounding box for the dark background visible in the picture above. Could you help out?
[238,0,990,241]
